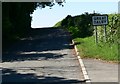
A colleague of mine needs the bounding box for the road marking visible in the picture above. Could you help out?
[72,40,91,84]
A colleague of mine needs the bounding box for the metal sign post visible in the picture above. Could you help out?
[94,26,98,44]
[104,25,107,42]
[92,15,108,44]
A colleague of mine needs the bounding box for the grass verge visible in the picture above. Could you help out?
[74,36,118,63]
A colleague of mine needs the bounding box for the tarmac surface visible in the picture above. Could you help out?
[83,58,118,82]
[1,28,118,84]
[2,28,85,84]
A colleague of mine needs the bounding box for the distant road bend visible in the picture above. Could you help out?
[2,28,85,84]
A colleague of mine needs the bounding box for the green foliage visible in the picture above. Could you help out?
[54,13,119,62]
[72,14,119,62]
[74,36,118,62]
[54,21,62,27]
[107,14,119,43]
[58,13,98,38]
[68,26,79,38]
[96,14,119,44]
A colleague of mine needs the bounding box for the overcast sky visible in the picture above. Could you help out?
[31,1,119,28]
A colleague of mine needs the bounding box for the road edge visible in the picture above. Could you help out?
[72,40,91,84]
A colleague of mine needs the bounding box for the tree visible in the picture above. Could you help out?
[2,1,64,48]
[61,13,95,38]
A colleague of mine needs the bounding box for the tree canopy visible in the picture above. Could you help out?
[2,2,64,48]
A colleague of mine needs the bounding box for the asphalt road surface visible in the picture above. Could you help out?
[83,58,118,82]
[2,28,85,84]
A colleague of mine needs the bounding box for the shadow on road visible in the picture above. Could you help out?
[2,28,84,84]
[3,53,67,62]
[2,68,85,84]
[3,28,73,62]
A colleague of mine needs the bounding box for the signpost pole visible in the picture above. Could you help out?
[94,26,98,44]
[104,25,107,42]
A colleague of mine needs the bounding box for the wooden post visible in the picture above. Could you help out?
[94,26,98,44]
[104,25,107,42]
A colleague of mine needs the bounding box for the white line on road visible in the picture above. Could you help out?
[72,40,91,84]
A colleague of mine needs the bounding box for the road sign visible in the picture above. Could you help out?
[92,15,108,44]
[92,15,108,26]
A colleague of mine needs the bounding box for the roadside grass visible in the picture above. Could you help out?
[74,36,118,63]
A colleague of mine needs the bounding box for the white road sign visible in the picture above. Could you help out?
[92,15,108,26]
